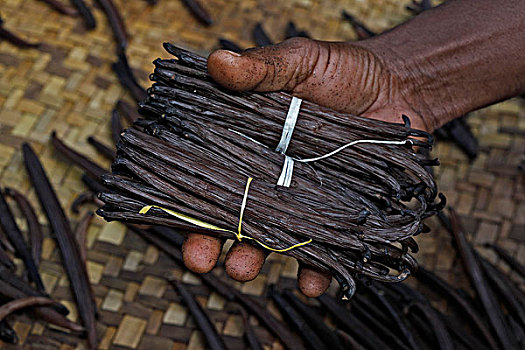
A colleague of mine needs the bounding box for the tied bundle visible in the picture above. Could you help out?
[98,43,445,298]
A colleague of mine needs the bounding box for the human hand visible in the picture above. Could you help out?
[179,37,431,297]
[183,0,525,297]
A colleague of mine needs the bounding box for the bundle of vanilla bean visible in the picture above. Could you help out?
[98,43,444,298]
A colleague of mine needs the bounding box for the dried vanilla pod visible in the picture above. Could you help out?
[99,43,443,298]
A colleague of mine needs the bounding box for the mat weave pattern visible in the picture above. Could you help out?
[0,0,524,349]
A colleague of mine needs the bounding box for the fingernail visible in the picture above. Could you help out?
[224,50,242,57]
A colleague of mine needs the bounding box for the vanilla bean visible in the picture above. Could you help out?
[0,277,82,332]
[87,136,115,160]
[0,190,45,292]
[478,255,525,330]
[23,143,97,349]
[38,0,78,16]
[448,208,516,350]
[0,319,17,344]
[285,21,310,39]
[341,11,376,40]
[0,245,14,270]
[95,0,128,51]
[180,0,213,26]
[113,52,147,102]
[253,23,272,46]
[0,297,55,321]
[218,38,242,53]
[349,298,411,350]
[0,267,69,315]
[170,280,226,350]
[485,243,525,280]
[68,0,96,29]
[239,307,263,350]
[407,301,454,350]
[52,132,106,179]
[415,266,498,349]
[361,282,419,350]
[318,294,391,349]
[71,192,97,214]
[0,17,40,48]
[116,100,140,124]
[270,286,328,350]
[336,329,364,350]
[4,188,44,268]
[111,108,124,144]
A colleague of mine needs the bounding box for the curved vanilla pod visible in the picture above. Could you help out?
[415,267,498,350]
[449,208,517,350]
[318,294,390,349]
[269,286,328,350]
[94,0,128,51]
[112,52,147,102]
[0,267,68,315]
[38,0,78,16]
[218,38,242,53]
[341,11,376,40]
[0,191,45,292]
[180,0,213,26]
[22,143,98,350]
[87,136,115,161]
[0,297,55,321]
[0,278,82,332]
[282,290,344,350]
[51,132,106,179]
[0,17,40,48]
[485,243,525,280]
[239,307,263,350]
[68,0,96,29]
[253,23,272,46]
[4,188,44,268]
[0,319,17,344]
[71,192,97,214]
[170,280,226,350]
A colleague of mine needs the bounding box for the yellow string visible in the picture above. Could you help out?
[139,177,312,253]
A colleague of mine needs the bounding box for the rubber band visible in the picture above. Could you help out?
[139,176,312,252]
[275,96,302,154]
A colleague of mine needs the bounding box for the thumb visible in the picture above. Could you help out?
[207,37,320,92]
[208,37,388,116]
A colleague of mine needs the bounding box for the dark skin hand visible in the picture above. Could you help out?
[182,0,525,297]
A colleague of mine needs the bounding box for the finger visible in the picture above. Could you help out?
[225,242,266,282]
[182,233,223,274]
[207,37,319,92]
[297,264,332,297]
